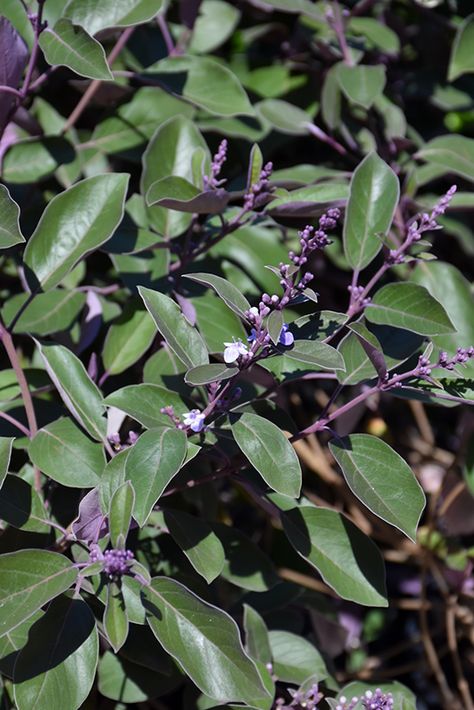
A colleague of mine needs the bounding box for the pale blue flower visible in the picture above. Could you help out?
[223,338,249,363]
[182,409,206,432]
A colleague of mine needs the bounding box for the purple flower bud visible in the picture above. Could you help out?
[103,548,134,580]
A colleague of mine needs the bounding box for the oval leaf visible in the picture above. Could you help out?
[0,550,77,637]
[232,412,301,498]
[282,505,387,606]
[65,0,164,35]
[0,184,25,249]
[24,173,129,290]
[343,152,399,270]
[142,577,272,707]
[39,19,113,81]
[329,434,426,541]
[365,283,455,335]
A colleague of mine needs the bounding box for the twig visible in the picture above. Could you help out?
[0,410,31,437]
[20,1,46,100]
[157,14,175,55]
[62,26,135,133]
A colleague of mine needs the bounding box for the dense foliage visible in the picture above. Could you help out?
[0,1,473,708]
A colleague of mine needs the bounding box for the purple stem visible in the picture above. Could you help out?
[157,14,176,55]
[307,122,347,156]
[0,410,31,437]
[20,1,46,100]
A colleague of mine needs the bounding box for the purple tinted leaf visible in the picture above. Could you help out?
[179,0,203,29]
[72,488,107,543]
[175,293,197,326]
[349,322,388,382]
[78,291,103,353]
[0,18,28,131]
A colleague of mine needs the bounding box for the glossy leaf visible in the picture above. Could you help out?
[29,417,105,488]
[1,136,76,184]
[185,272,251,319]
[337,64,386,109]
[104,383,190,429]
[0,437,14,489]
[184,57,254,117]
[329,435,426,541]
[256,99,311,135]
[104,583,129,653]
[141,115,209,237]
[366,283,455,335]
[343,152,399,270]
[13,596,98,710]
[98,650,179,702]
[65,0,164,35]
[0,475,49,533]
[125,427,187,525]
[143,577,272,707]
[0,16,28,128]
[448,14,474,82]
[282,505,387,606]
[185,363,238,386]
[243,605,271,664]
[268,630,327,684]
[0,184,25,249]
[109,481,134,549]
[35,340,107,440]
[213,523,279,592]
[189,0,240,54]
[146,176,229,214]
[139,286,209,369]
[416,135,474,182]
[102,303,156,375]
[0,551,77,637]
[232,413,302,498]
[24,173,129,290]
[163,508,225,583]
[2,290,86,335]
[39,19,113,80]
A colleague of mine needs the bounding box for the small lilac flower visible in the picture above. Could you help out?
[361,688,394,710]
[182,409,206,432]
[278,323,294,347]
[223,338,249,363]
[247,328,257,343]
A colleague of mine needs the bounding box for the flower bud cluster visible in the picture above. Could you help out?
[107,430,138,451]
[89,546,134,581]
[385,185,457,266]
[203,139,228,189]
[336,689,394,710]
[348,284,371,308]
[437,347,474,370]
[275,683,323,709]
[160,405,187,430]
[243,162,273,212]
[288,208,340,268]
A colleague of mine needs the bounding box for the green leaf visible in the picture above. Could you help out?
[329,435,426,541]
[0,610,42,679]
[125,427,187,525]
[104,583,128,653]
[185,363,239,386]
[366,283,455,335]
[35,340,107,440]
[65,0,164,35]
[213,523,279,592]
[163,508,225,583]
[98,650,179,702]
[0,551,77,637]
[189,0,240,54]
[268,630,327,684]
[266,183,349,218]
[282,505,387,606]
[141,115,209,237]
[13,596,98,710]
[348,18,400,54]
[0,184,25,249]
[412,261,474,378]
[192,292,246,353]
[24,173,129,290]
[185,272,251,320]
[1,136,76,184]
[39,19,113,80]
[267,310,284,346]
[29,417,105,488]
[448,14,474,82]
[0,475,49,533]
[146,176,229,214]
[103,303,156,375]
[256,99,312,135]
[343,152,399,270]
[2,290,86,335]
[183,57,254,117]
[139,286,209,369]
[109,481,134,549]
[104,384,190,429]
[247,143,264,189]
[337,681,416,710]
[0,437,14,489]
[416,135,474,182]
[143,577,272,707]
[243,605,271,664]
[283,340,345,370]
[336,64,386,109]
[232,413,301,498]
[90,87,194,154]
